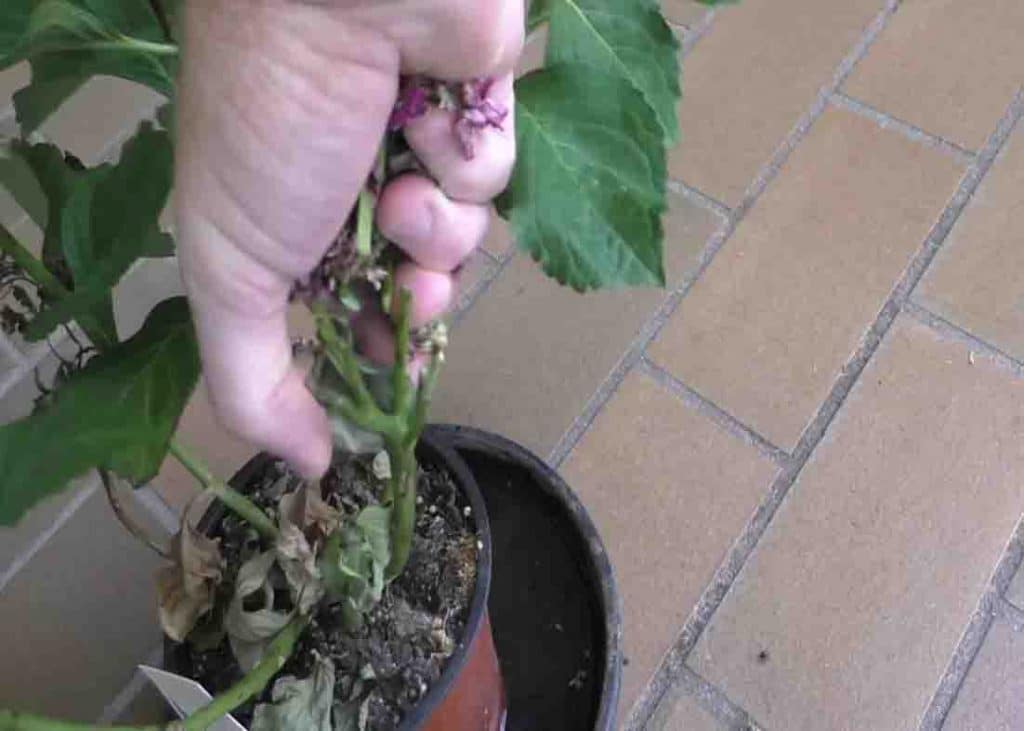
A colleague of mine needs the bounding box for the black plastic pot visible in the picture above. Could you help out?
[426,424,624,731]
[165,431,506,730]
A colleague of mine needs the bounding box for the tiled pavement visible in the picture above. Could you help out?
[2,1,1024,728]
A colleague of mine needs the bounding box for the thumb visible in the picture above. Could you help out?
[177,224,332,479]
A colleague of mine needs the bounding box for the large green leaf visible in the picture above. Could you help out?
[544,0,680,143]
[12,123,174,341]
[0,296,200,525]
[499,65,667,291]
[3,0,176,133]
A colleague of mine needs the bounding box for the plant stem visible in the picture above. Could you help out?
[168,439,279,541]
[175,615,308,731]
[0,616,308,731]
[0,223,68,301]
[391,290,413,416]
[355,187,374,259]
[0,223,114,350]
[87,37,179,56]
[384,443,417,580]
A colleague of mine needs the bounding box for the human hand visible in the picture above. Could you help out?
[173,0,523,479]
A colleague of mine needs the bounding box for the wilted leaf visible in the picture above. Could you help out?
[275,522,323,615]
[225,550,293,672]
[279,483,341,544]
[499,65,666,291]
[251,654,334,731]
[2,0,176,133]
[544,0,680,142]
[320,505,392,620]
[0,297,200,525]
[156,494,223,642]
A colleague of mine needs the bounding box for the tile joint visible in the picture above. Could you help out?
[638,356,790,466]
[829,92,976,164]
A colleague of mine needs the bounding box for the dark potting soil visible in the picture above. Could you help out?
[174,453,478,730]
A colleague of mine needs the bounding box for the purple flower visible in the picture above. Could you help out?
[389,83,430,131]
[453,78,508,159]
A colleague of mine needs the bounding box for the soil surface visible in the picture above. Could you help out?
[170,452,479,730]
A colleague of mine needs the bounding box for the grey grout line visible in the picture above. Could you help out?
[680,8,717,58]
[912,96,1024,731]
[996,596,1024,630]
[919,511,1024,730]
[638,357,790,466]
[903,301,1024,379]
[550,0,900,473]
[448,245,514,329]
[632,84,1024,731]
[658,666,764,731]
[830,92,977,164]
[96,644,164,725]
[0,475,100,593]
[626,4,1024,728]
[133,485,183,536]
[667,179,732,220]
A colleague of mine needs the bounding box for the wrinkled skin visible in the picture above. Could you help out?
[174,0,523,478]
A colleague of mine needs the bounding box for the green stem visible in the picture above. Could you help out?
[0,223,114,350]
[86,37,179,56]
[391,290,413,416]
[176,615,308,731]
[0,222,68,300]
[384,440,417,580]
[355,187,374,259]
[169,439,278,541]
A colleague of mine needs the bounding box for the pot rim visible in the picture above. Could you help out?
[426,423,624,731]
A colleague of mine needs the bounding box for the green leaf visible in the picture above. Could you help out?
[0,0,33,65]
[5,0,176,133]
[320,505,392,621]
[0,297,200,525]
[544,0,680,143]
[499,65,667,291]
[11,123,174,340]
[251,655,335,731]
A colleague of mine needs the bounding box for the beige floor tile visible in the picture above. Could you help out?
[0,63,30,109]
[114,685,169,725]
[650,107,963,450]
[431,192,719,457]
[916,123,1024,361]
[39,77,163,165]
[648,684,724,730]
[668,0,881,205]
[661,0,709,28]
[943,617,1024,731]
[561,371,776,715]
[452,249,498,315]
[155,379,254,514]
[690,316,1024,731]
[844,0,1024,151]
[0,487,166,720]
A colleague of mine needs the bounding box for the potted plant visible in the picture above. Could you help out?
[0,0,707,728]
